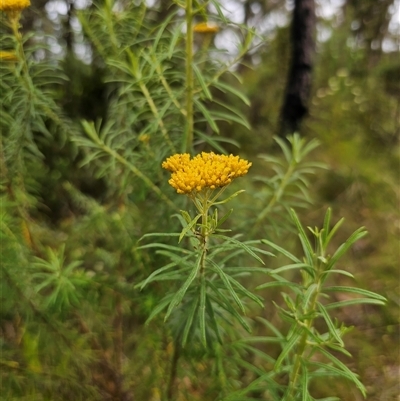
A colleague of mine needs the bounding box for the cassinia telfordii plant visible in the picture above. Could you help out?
[138,151,263,347]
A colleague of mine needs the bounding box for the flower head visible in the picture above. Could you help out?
[162,152,252,195]
[193,22,219,34]
[0,0,30,12]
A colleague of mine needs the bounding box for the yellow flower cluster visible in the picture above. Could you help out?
[162,152,252,194]
[0,0,30,12]
[193,22,220,34]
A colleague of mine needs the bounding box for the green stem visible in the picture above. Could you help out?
[10,15,33,100]
[99,141,178,210]
[139,81,176,153]
[126,49,176,153]
[104,0,119,52]
[195,190,211,279]
[114,269,123,379]
[284,280,321,400]
[154,58,187,117]
[183,0,194,153]
[166,342,180,401]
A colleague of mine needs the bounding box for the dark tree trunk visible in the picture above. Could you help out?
[279,0,316,136]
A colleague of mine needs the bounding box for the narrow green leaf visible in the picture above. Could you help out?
[314,348,366,396]
[256,281,302,294]
[138,232,180,241]
[224,372,283,399]
[165,255,202,320]
[301,362,310,401]
[299,136,321,157]
[146,272,187,283]
[168,21,184,58]
[213,80,251,106]
[322,208,332,246]
[214,235,264,264]
[205,296,222,344]
[136,261,177,289]
[325,298,386,310]
[224,266,271,274]
[274,136,292,163]
[213,99,251,125]
[317,302,344,347]
[179,213,202,243]
[326,343,352,357]
[274,328,301,371]
[256,317,285,340]
[290,208,314,265]
[207,283,251,332]
[320,269,354,279]
[193,64,212,99]
[261,240,301,263]
[180,210,192,225]
[210,110,251,130]
[325,217,345,246]
[213,190,245,205]
[239,336,283,344]
[204,2,229,22]
[216,208,233,228]
[273,263,314,276]
[153,9,179,49]
[327,227,367,270]
[324,286,386,302]
[238,343,277,364]
[303,283,318,312]
[182,296,199,347]
[138,242,190,254]
[282,293,296,311]
[145,293,175,325]
[227,275,264,308]
[208,259,245,313]
[194,99,219,133]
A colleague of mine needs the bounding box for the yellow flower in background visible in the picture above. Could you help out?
[162,152,251,195]
[0,0,30,12]
[0,50,18,61]
[193,22,219,34]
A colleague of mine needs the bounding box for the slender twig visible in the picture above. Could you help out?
[114,286,123,379]
[154,56,187,117]
[98,140,178,210]
[138,81,176,153]
[104,0,119,52]
[167,342,180,401]
[126,49,176,153]
[283,271,321,400]
[183,0,194,153]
